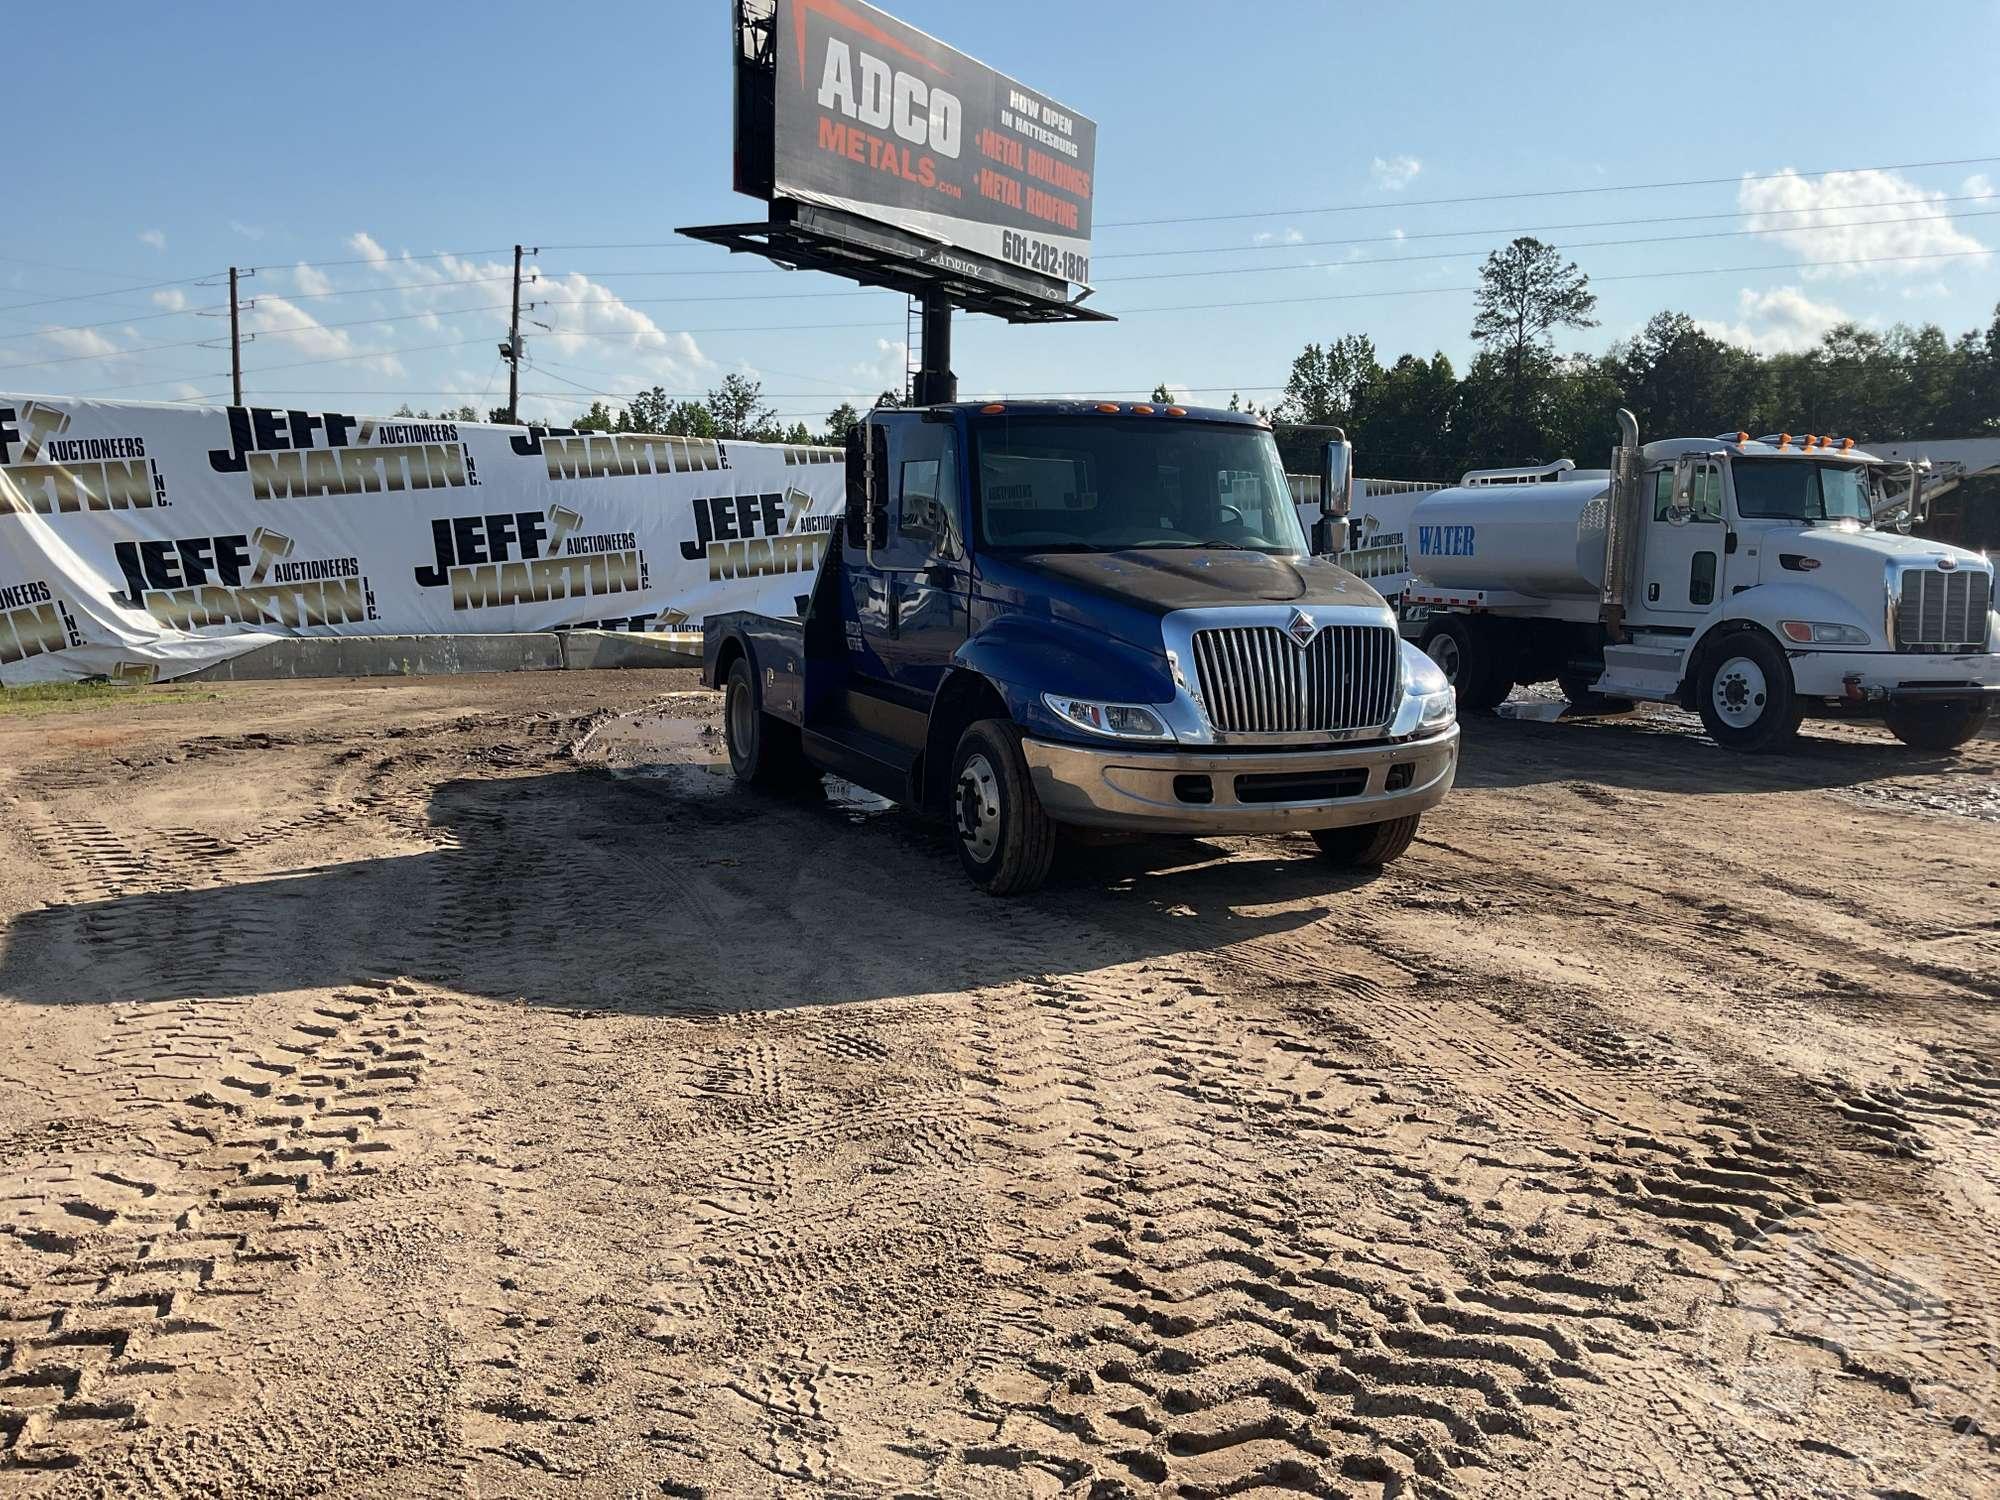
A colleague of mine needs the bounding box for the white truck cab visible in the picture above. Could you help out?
[1375,414,1998,752]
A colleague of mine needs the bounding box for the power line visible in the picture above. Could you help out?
[1095,191,2000,262]
[1096,153,2000,228]
[1104,208,2000,285]
[0,272,220,317]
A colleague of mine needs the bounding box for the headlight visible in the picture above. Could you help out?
[1042,693,1171,740]
[1418,688,1456,728]
[1392,639,1456,735]
[1779,620,1870,645]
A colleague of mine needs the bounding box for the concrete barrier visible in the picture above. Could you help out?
[182,632,702,683]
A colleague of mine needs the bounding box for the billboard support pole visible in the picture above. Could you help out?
[914,294,956,407]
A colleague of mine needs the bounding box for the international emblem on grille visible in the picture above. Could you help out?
[1286,608,1317,647]
[1938,556,1958,571]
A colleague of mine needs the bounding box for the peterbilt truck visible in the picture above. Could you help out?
[1366,413,1997,752]
[701,400,1460,894]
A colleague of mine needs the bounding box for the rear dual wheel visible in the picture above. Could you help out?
[723,657,818,791]
[1420,617,1511,713]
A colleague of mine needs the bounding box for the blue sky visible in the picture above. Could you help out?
[6,0,1996,430]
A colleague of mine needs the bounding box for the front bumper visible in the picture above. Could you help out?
[1021,725,1459,836]
[1788,647,2000,702]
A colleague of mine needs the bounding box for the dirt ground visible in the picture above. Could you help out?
[1,670,1996,1499]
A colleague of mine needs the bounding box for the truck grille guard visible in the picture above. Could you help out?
[1158,606,1403,745]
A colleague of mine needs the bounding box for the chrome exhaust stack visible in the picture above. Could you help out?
[1600,408,1641,642]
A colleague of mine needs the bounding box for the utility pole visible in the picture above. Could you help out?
[506,244,524,424]
[228,266,243,405]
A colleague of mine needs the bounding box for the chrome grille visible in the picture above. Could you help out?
[1897,567,1990,650]
[1190,624,1398,734]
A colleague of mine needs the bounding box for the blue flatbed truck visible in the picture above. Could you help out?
[701,400,1460,894]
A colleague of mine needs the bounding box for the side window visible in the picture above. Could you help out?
[1652,469,1675,521]
[1690,551,1717,605]
[899,458,940,540]
[1693,463,1723,522]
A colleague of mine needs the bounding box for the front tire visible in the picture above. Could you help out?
[1695,632,1802,753]
[1312,814,1421,868]
[1421,617,1510,713]
[951,719,1057,895]
[1885,698,1991,752]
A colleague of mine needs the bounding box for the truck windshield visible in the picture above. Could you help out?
[1732,460,1875,523]
[971,415,1309,554]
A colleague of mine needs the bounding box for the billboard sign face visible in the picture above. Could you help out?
[772,0,1096,287]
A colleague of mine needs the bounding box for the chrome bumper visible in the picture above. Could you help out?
[1021,725,1459,836]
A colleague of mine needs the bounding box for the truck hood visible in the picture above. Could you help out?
[1759,524,1992,583]
[1012,548,1389,615]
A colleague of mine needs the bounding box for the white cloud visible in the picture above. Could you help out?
[1371,154,1422,192]
[1697,285,1853,355]
[1252,226,1306,246]
[1966,173,1994,200]
[138,229,166,252]
[242,293,404,377]
[151,287,189,312]
[40,326,123,359]
[851,337,907,392]
[1737,168,1991,277]
[293,262,333,297]
[339,234,710,390]
[228,219,266,242]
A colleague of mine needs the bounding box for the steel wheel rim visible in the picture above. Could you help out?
[1425,634,1462,683]
[955,753,1001,863]
[1712,656,1769,728]
[726,677,755,766]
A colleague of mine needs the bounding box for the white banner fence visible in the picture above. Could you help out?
[0,395,848,685]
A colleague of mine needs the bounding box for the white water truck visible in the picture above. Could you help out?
[1332,413,1998,752]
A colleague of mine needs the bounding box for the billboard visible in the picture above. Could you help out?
[770,0,1096,287]
[0,395,847,685]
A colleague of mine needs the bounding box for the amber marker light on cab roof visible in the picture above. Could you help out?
[1778,433,1792,449]
[1131,403,1154,415]
[1842,437,1855,451]
[1095,403,1120,413]
[979,403,1005,414]
[1165,406,1187,416]
[1736,431,1750,443]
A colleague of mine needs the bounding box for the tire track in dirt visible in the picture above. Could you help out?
[0,979,441,1488]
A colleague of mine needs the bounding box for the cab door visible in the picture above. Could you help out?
[1637,459,1725,619]
[839,417,968,748]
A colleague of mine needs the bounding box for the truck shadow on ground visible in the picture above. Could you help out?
[1455,707,1996,796]
[0,760,1355,1013]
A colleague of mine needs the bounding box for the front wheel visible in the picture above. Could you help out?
[951,720,1058,896]
[1312,815,1421,868]
[1885,698,1991,752]
[1695,633,1802,753]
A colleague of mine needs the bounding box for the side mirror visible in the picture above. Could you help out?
[843,424,888,557]
[1665,456,1697,525]
[1311,515,1350,556]
[1320,436,1354,520]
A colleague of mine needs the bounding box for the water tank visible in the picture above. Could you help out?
[1406,476,1612,598]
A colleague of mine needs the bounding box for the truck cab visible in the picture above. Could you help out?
[1393,418,1999,752]
[702,400,1459,893]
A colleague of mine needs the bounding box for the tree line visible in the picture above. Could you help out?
[1261,236,2000,483]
